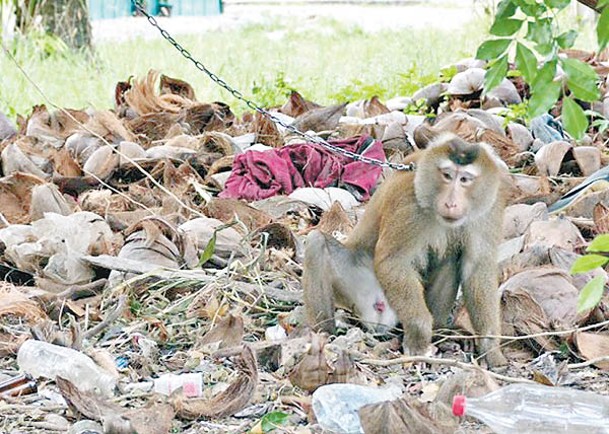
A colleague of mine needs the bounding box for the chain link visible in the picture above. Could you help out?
[131,0,415,171]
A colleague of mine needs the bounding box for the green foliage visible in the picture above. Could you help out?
[587,234,609,253]
[197,232,217,267]
[260,411,289,432]
[330,79,388,103]
[570,233,609,312]
[251,71,294,108]
[477,0,607,139]
[571,254,609,274]
[577,275,607,313]
[561,97,588,140]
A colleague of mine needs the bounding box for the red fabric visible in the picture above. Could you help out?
[220,135,385,201]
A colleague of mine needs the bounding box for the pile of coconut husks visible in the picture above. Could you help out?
[1,48,609,433]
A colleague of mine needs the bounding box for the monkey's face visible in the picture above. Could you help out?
[433,159,480,226]
[414,136,501,227]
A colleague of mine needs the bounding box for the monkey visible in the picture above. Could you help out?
[302,133,508,367]
[302,230,399,334]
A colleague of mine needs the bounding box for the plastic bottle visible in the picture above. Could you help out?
[312,383,402,434]
[452,383,609,434]
[17,340,117,397]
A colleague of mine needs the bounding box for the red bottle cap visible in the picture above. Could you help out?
[452,395,466,417]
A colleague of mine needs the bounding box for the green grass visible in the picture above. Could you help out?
[0,11,597,120]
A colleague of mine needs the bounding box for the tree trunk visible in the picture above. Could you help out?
[37,0,92,51]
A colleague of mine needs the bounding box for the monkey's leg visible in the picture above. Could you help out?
[462,258,507,367]
[425,258,460,328]
[376,257,433,355]
[302,231,337,333]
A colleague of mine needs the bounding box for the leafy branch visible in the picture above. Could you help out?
[477,0,609,139]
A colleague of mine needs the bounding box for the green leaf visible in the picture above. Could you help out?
[197,232,217,266]
[599,7,609,51]
[490,18,523,36]
[588,234,609,253]
[261,411,289,432]
[577,275,607,313]
[556,30,578,49]
[514,0,546,16]
[528,82,561,118]
[476,39,512,60]
[515,42,537,83]
[485,55,509,93]
[497,0,518,18]
[562,97,589,140]
[526,19,552,46]
[571,254,609,274]
[599,0,609,8]
[543,0,570,10]
[561,58,600,102]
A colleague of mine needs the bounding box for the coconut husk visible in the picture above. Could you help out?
[280,90,322,117]
[171,345,258,419]
[159,74,196,101]
[203,198,272,231]
[124,70,192,115]
[0,172,46,224]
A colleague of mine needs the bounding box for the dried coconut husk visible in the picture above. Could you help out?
[501,267,586,350]
[203,198,272,232]
[124,70,192,115]
[252,111,282,148]
[0,285,48,355]
[206,155,235,178]
[199,132,235,156]
[82,110,136,143]
[79,190,133,216]
[280,90,322,118]
[126,112,179,147]
[30,183,73,221]
[159,74,196,101]
[171,345,258,419]
[82,145,119,180]
[253,222,296,252]
[179,103,226,135]
[1,142,50,179]
[291,103,347,133]
[461,128,520,165]
[502,202,548,239]
[346,96,390,119]
[572,146,602,176]
[574,332,609,370]
[0,172,46,224]
[447,68,485,96]
[52,147,82,177]
[523,217,585,252]
[593,202,609,234]
[309,201,354,237]
[25,105,89,143]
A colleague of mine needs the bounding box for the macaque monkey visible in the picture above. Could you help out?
[302,133,508,367]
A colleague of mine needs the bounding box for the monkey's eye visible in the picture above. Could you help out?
[441,171,453,181]
[459,175,474,185]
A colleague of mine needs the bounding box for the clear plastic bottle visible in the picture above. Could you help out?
[452,383,609,434]
[17,340,117,397]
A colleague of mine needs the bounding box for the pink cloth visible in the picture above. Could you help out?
[219,135,385,201]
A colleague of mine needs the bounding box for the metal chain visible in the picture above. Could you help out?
[130,0,415,171]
